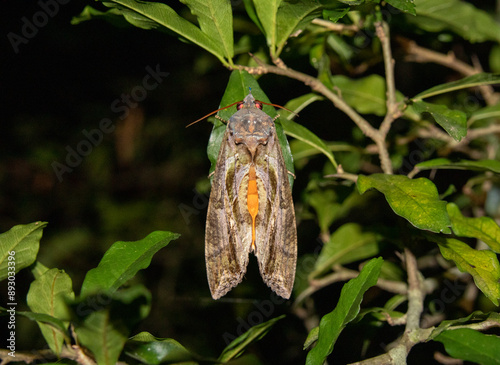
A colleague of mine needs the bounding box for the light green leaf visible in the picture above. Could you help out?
[431,235,500,306]
[415,158,500,174]
[207,70,295,188]
[218,315,285,362]
[305,257,383,364]
[447,203,500,253]
[125,332,198,364]
[386,0,415,15]
[435,328,500,365]
[73,0,233,65]
[0,222,47,281]
[357,174,451,234]
[412,101,467,141]
[72,285,151,365]
[413,73,500,100]
[469,103,500,124]
[27,268,75,355]
[311,223,382,279]
[80,231,179,297]
[17,311,67,334]
[280,93,337,169]
[331,75,387,116]
[430,311,500,340]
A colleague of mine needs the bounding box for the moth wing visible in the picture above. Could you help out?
[205,131,251,299]
[254,134,297,299]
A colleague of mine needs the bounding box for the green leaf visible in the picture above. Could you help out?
[430,311,500,340]
[447,203,500,253]
[413,73,500,100]
[412,101,467,142]
[0,222,47,281]
[415,158,500,174]
[74,0,233,65]
[72,285,151,365]
[331,75,387,116]
[253,0,323,59]
[469,103,500,124]
[80,231,179,297]
[207,70,295,188]
[357,174,451,234]
[218,315,285,362]
[311,223,382,279]
[305,257,383,364]
[71,5,132,28]
[16,311,71,336]
[435,328,500,365]
[280,93,337,169]
[125,332,199,364]
[430,235,500,306]
[412,0,500,43]
[385,0,415,15]
[27,268,75,355]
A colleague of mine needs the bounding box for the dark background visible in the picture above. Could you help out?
[1,1,497,363]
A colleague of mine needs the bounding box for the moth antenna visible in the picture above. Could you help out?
[186,101,240,128]
[258,101,299,118]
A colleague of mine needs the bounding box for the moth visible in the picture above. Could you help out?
[204,90,297,300]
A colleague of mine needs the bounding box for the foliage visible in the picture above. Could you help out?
[2,0,500,364]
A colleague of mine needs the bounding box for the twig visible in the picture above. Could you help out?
[312,18,360,34]
[235,55,394,174]
[399,37,499,106]
[376,21,401,141]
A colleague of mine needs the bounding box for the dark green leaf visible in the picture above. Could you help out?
[413,73,500,100]
[469,103,500,124]
[0,222,47,281]
[305,257,383,364]
[412,0,500,43]
[386,0,415,15]
[27,268,74,355]
[448,203,500,253]
[311,223,382,279]
[415,158,500,174]
[207,70,295,188]
[125,332,200,364]
[435,328,500,365]
[357,174,451,234]
[412,101,467,141]
[253,0,323,59]
[429,235,500,306]
[72,285,151,365]
[218,315,285,362]
[74,0,233,65]
[80,231,179,297]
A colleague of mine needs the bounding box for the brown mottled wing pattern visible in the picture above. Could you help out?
[205,128,251,299]
[254,127,297,299]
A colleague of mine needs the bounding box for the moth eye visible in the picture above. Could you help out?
[236,102,244,110]
[255,101,263,110]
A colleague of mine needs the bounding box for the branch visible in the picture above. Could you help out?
[398,37,499,106]
[376,21,401,140]
[235,55,394,174]
[311,18,360,34]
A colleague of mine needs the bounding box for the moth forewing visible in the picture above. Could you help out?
[205,91,297,299]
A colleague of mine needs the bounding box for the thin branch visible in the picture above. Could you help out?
[235,55,394,174]
[376,21,401,141]
[312,18,360,34]
[399,37,499,106]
